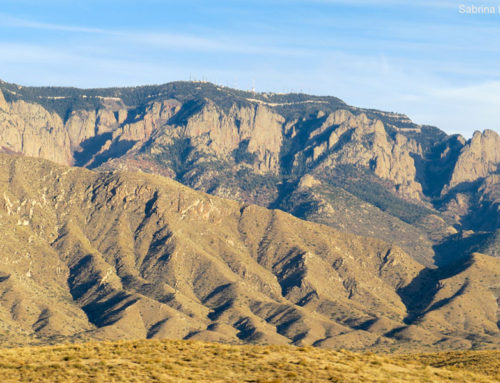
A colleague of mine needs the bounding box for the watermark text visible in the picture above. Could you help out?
[458,4,500,14]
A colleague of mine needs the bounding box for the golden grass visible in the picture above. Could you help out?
[396,350,500,381]
[0,339,498,382]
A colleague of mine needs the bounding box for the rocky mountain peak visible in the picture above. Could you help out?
[447,129,500,191]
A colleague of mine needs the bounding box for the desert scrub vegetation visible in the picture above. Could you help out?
[0,339,498,382]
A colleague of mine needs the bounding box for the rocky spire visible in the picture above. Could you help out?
[0,89,8,111]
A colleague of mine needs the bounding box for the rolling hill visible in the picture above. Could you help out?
[0,154,498,350]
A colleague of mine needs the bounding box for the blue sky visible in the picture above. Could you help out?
[1,0,500,137]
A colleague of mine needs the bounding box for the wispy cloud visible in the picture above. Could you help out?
[0,13,313,56]
[0,14,108,34]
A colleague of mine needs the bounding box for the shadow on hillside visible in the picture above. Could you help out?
[73,133,113,167]
[82,292,139,327]
[432,232,495,267]
[88,139,137,169]
[397,255,473,325]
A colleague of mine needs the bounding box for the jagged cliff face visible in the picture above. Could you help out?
[0,90,72,165]
[0,82,498,267]
[289,109,424,200]
[1,154,499,350]
[0,84,494,201]
[180,102,284,173]
[447,130,500,190]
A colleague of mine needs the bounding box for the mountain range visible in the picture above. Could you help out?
[0,79,498,350]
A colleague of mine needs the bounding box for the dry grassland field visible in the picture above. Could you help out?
[0,339,498,382]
